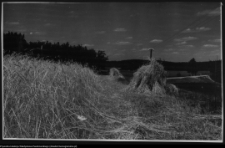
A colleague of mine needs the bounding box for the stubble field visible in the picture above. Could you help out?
[3,54,222,141]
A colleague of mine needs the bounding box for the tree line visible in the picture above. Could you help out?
[3,31,221,83]
[3,31,108,69]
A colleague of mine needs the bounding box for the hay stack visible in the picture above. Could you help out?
[109,68,125,80]
[165,83,179,96]
[127,58,167,95]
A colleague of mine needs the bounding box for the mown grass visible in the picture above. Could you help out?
[3,54,223,140]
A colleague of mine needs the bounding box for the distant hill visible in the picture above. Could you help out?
[106,59,221,71]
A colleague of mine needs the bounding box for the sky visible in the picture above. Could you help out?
[3,2,222,62]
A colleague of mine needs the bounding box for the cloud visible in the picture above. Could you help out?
[182,28,192,33]
[29,31,46,35]
[136,43,143,46]
[131,48,139,52]
[174,36,197,42]
[114,28,127,32]
[15,29,27,32]
[115,41,131,45]
[194,49,221,61]
[34,31,46,35]
[163,48,174,52]
[150,39,163,43]
[126,36,133,39]
[130,14,136,17]
[197,7,220,16]
[203,44,218,48]
[45,23,52,26]
[6,22,20,25]
[112,53,124,56]
[49,40,54,43]
[83,43,94,47]
[176,41,187,45]
[96,31,105,34]
[179,48,189,51]
[182,27,211,33]
[68,14,79,18]
[172,52,179,54]
[196,27,211,31]
[209,39,221,42]
[141,48,151,51]
[176,43,194,47]
[180,45,194,48]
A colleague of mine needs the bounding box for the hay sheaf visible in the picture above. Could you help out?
[165,83,179,96]
[127,59,168,95]
[110,68,125,80]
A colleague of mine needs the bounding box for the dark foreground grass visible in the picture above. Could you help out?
[3,54,222,140]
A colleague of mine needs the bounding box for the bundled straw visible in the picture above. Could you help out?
[165,83,179,96]
[127,58,167,95]
[109,68,125,80]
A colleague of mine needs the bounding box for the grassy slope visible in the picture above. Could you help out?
[3,54,222,140]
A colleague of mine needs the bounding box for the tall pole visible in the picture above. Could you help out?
[149,48,154,59]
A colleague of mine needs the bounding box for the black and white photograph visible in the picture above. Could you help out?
[2,2,223,142]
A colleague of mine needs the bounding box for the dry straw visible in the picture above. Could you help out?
[109,68,125,81]
[127,58,178,96]
[165,83,179,96]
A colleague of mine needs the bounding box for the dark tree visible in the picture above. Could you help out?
[3,32,27,55]
[96,51,108,62]
[187,58,198,76]
[189,58,196,64]
[3,31,109,70]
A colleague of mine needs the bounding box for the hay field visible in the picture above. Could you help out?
[3,54,222,140]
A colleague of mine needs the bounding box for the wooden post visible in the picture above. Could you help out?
[149,48,154,59]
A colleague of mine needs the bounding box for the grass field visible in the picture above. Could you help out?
[3,54,223,140]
